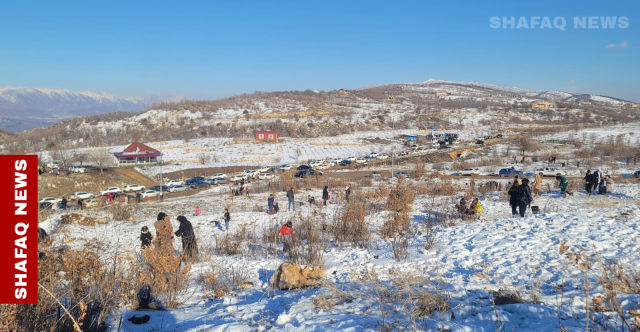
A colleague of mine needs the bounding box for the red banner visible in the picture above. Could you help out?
[0,155,38,304]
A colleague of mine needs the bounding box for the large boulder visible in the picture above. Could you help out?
[269,262,325,290]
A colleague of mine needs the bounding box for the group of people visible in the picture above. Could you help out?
[583,169,614,195]
[140,212,199,261]
[456,197,483,217]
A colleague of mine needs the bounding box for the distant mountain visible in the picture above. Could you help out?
[0,86,184,131]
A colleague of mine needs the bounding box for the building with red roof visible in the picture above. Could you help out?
[113,142,162,166]
[255,131,278,141]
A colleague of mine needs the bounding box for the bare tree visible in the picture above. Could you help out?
[514,134,538,163]
[51,148,73,169]
[196,152,210,165]
[90,149,114,174]
[74,152,87,166]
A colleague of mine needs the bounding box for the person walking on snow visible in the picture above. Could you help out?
[507,179,520,217]
[175,216,198,261]
[322,186,329,206]
[268,193,275,213]
[287,187,295,211]
[533,172,543,197]
[516,178,534,217]
[593,169,602,194]
[345,185,352,202]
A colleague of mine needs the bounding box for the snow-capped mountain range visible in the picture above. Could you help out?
[0,86,184,130]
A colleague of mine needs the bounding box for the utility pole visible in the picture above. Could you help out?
[159,153,164,201]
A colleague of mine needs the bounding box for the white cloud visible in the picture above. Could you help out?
[570,79,575,83]
[604,41,629,49]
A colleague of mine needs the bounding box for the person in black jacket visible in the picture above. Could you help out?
[140,226,153,249]
[287,187,295,211]
[175,215,198,261]
[507,179,520,217]
[322,186,329,206]
[516,178,534,217]
[584,170,593,195]
[61,197,67,210]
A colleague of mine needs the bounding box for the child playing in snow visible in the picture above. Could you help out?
[195,206,201,216]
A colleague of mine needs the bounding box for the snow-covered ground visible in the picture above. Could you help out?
[40,178,640,331]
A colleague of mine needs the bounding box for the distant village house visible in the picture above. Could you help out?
[255,130,278,141]
[436,91,451,97]
[531,102,551,109]
[114,142,162,166]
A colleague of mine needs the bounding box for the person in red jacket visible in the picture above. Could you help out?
[279,221,294,253]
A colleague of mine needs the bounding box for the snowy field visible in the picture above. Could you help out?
[39,178,640,331]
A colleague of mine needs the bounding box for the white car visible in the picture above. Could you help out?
[328,159,343,166]
[71,192,94,200]
[459,168,480,176]
[165,180,184,186]
[241,170,258,179]
[345,156,357,162]
[99,187,122,196]
[309,160,323,167]
[355,157,367,164]
[123,184,146,192]
[39,197,62,204]
[258,173,275,180]
[278,164,293,171]
[211,173,227,179]
[315,164,331,170]
[140,190,160,198]
[46,161,62,169]
[69,165,87,173]
[368,152,379,158]
[377,154,389,160]
[256,166,270,173]
[231,174,247,182]
[168,185,189,193]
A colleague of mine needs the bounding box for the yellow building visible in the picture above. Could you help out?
[531,102,551,109]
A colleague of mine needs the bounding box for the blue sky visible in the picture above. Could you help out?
[0,0,638,101]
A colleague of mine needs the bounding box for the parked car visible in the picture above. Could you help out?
[394,172,410,178]
[345,156,357,162]
[39,197,62,204]
[149,185,170,192]
[258,173,275,180]
[230,174,247,182]
[165,180,184,186]
[71,192,94,200]
[536,167,565,177]
[476,139,485,145]
[309,160,324,167]
[123,184,146,192]
[314,164,331,170]
[243,170,259,179]
[140,190,160,198]
[365,156,376,162]
[366,171,382,179]
[377,154,389,160]
[294,169,322,178]
[328,159,343,166]
[69,165,88,173]
[206,177,229,185]
[496,134,504,138]
[190,181,210,189]
[368,152,379,158]
[459,168,480,176]
[296,165,313,171]
[99,187,122,196]
[355,157,367,164]
[211,173,227,179]
[185,177,205,185]
[339,160,352,166]
[46,161,62,169]
[39,202,53,210]
[168,185,190,193]
[278,164,293,171]
[499,168,523,177]
[83,198,99,208]
[256,166,270,173]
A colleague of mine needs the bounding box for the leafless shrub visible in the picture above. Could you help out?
[329,201,371,248]
[110,204,134,220]
[196,152,210,165]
